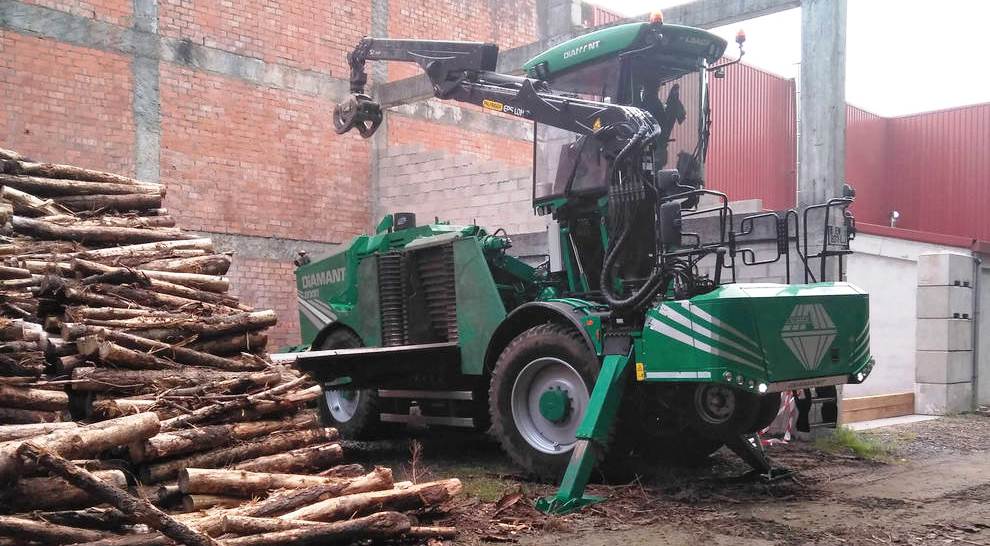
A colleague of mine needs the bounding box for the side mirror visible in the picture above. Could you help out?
[659,201,682,246]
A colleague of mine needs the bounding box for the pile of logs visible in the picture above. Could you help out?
[0,147,461,543]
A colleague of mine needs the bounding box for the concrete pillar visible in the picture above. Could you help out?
[915,252,975,414]
[797,0,846,207]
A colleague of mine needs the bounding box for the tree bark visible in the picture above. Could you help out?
[68,326,263,371]
[43,213,176,228]
[17,442,220,546]
[0,185,65,216]
[0,421,77,442]
[5,160,143,185]
[0,266,31,280]
[0,406,62,423]
[54,193,163,212]
[85,282,233,314]
[94,339,176,370]
[231,443,343,474]
[138,254,231,275]
[279,479,463,522]
[178,467,337,497]
[78,238,214,259]
[159,377,311,432]
[218,512,410,546]
[12,216,191,244]
[91,398,159,419]
[31,507,131,532]
[0,412,159,482]
[0,515,107,544]
[140,428,337,483]
[0,384,68,410]
[317,463,367,478]
[130,415,315,463]
[1,469,126,511]
[73,258,228,292]
[181,495,242,512]
[70,367,247,394]
[187,332,267,356]
[0,174,162,196]
[64,307,170,321]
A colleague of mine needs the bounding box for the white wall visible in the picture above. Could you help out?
[978,261,990,405]
[844,234,974,397]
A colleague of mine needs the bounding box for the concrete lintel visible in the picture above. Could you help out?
[388,100,533,142]
[194,231,341,262]
[0,0,349,100]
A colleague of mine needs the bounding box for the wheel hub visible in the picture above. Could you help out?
[325,388,362,423]
[538,387,571,423]
[695,384,736,425]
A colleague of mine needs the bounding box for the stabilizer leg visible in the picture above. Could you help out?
[535,350,632,515]
[724,433,794,481]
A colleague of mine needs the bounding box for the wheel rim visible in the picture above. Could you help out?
[325,389,361,423]
[694,384,736,425]
[510,357,589,455]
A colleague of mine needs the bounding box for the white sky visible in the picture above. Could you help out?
[599,0,990,116]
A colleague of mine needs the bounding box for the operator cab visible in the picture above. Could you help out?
[525,22,727,211]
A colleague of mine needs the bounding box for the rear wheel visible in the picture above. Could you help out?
[489,324,599,482]
[315,329,384,439]
[685,383,761,440]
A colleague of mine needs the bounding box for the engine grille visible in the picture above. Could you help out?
[378,252,408,347]
[414,244,459,343]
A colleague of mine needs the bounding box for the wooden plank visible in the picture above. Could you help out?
[841,392,914,423]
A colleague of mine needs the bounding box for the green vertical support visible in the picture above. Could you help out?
[535,350,632,515]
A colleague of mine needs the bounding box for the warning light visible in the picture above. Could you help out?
[649,10,664,25]
[735,29,746,45]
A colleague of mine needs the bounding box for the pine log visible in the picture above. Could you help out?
[317,463,366,478]
[6,161,142,185]
[54,193,162,212]
[279,479,463,522]
[0,412,159,481]
[31,507,131,531]
[178,468,336,497]
[408,525,458,539]
[78,238,214,259]
[91,398,159,419]
[16,442,220,546]
[219,512,410,546]
[138,254,231,275]
[97,340,177,370]
[16,259,73,275]
[73,258,228,292]
[187,332,267,356]
[12,216,191,244]
[70,367,246,393]
[0,340,39,353]
[0,275,42,289]
[43,213,176,228]
[0,354,45,377]
[140,428,337,483]
[0,321,22,341]
[0,421,77,442]
[0,406,61,423]
[85,283,232,314]
[130,415,315,463]
[64,307,168,321]
[0,148,23,161]
[181,495,242,512]
[0,266,30,280]
[0,469,126,511]
[157,377,307,431]
[231,443,343,474]
[0,515,106,544]
[0,185,65,216]
[76,267,243,309]
[0,174,162,197]
[218,514,324,535]
[51,353,87,375]
[246,384,322,415]
[0,384,68,410]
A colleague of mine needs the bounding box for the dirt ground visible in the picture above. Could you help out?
[349,412,990,545]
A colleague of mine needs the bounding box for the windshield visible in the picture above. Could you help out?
[534,67,708,203]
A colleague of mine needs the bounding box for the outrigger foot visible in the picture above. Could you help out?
[724,433,794,482]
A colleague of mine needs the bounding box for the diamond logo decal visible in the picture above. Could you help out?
[781,304,836,371]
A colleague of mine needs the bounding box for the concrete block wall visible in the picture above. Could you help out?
[914,251,975,414]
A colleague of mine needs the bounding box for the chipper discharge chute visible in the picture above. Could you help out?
[281,13,875,515]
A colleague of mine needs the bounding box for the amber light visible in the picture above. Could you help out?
[650,10,664,24]
[736,29,746,45]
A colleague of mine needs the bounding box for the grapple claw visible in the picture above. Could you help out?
[333,94,383,138]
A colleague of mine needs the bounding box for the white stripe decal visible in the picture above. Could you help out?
[658,305,763,361]
[681,302,760,349]
[308,298,338,320]
[645,371,713,379]
[649,318,764,372]
[297,303,328,329]
[297,297,333,326]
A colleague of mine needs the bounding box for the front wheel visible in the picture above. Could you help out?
[489,324,599,482]
[314,329,384,439]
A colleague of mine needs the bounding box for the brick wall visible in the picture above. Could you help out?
[226,257,301,349]
[21,0,132,26]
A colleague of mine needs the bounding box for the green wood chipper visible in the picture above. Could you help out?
[279,16,875,514]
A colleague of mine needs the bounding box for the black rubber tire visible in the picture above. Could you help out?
[315,329,384,440]
[748,392,783,433]
[684,384,761,441]
[488,323,599,482]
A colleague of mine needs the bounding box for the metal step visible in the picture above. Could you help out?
[378,389,474,401]
[380,413,475,428]
[292,341,460,386]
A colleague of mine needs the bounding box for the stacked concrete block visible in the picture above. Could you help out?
[915,251,975,414]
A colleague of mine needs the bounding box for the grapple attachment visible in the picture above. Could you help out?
[333,94,383,138]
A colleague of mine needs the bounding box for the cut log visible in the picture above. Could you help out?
[12,259,73,275]
[73,258,228,292]
[0,384,69,410]
[231,443,343,474]
[91,398,159,419]
[31,507,131,531]
[317,463,366,478]
[0,405,61,423]
[181,495,242,512]
[68,534,173,546]
[70,367,247,394]
[0,174,162,196]
[140,428,337,483]
[84,282,233,314]
[139,253,231,275]
[97,340,177,370]
[0,321,23,341]
[0,412,159,482]
[279,479,463,522]
[16,442,220,546]
[0,469,126,511]
[407,526,458,539]
[78,238,214,259]
[187,332,267,356]
[54,193,163,212]
[178,468,336,497]
[0,515,106,544]
[0,421,77,442]
[64,307,169,321]
[223,467,393,520]
[0,354,45,377]
[43,213,176,228]
[129,415,315,463]
[12,215,192,244]
[218,514,324,536]
[0,148,24,161]
[6,160,143,185]
[0,266,30,280]
[90,327,262,371]
[218,512,410,546]
[0,185,65,216]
